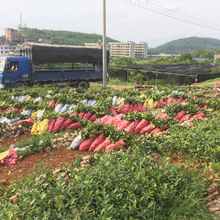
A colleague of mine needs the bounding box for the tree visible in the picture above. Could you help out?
[215,48,220,54]
[178,53,193,62]
[194,49,213,59]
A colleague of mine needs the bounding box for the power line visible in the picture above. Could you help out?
[124,0,220,32]
[139,0,220,29]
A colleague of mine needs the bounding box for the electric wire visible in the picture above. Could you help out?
[124,0,220,31]
[138,0,220,28]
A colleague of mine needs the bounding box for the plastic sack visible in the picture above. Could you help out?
[68,104,76,112]
[60,118,73,131]
[174,110,186,121]
[37,110,45,118]
[31,121,39,135]
[124,120,139,134]
[36,119,49,135]
[179,114,192,122]
[167,97,175,105]
[135,119,150,133]
[15,119,35,124]
[16,106,25,114]
[89,114,97,122]
[89,135,106,152]
[0,148,17,167]
[83,112,93,120]
[87,100,92,106]
[60,104,69,113]
[69,112,78,117]
[21,109,32,116]
[90,100,97,106]
[116,97,121,105]
[115,139,126,147]
[150,127,166,135]
[78,112,85,118]
[117,98,124,105]
[116,120,131,131]
[155,113,168,119]
[101,115,114,125]
[140,124,154,134]
[181,98,188,103]
[49,100,56,107]
[66,122,81,130]
[193,112,206,119]
[112,96,117,105]
[55,103,63,113]
[105,143,117,151]
[52,117,67,133]
[31,110,42,118]
[47,119,56,133]
[70,134,85,150]
[112,114,123,125]
[79,137,96,151]
[93,139,111,153]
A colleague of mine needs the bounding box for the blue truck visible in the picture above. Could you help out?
[0,43,109,90]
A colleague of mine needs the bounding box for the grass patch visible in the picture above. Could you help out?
[201,77,220,84]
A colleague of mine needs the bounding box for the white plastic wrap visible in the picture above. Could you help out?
[70,134,85,150]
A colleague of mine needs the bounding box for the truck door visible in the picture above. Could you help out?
[5,59,21,84]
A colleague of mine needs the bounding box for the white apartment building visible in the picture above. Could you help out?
[0,45,10,56]
[108,41,136,59]
[135,42,148,59]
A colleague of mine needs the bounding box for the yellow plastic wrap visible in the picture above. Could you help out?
[30,122,39,135]
[36,119,49,135]
[27,96,32,101]
[147,99,158,109]
[116,97,121,105]
[0,101,5,106]
[31,110,42,118]
[143,99,149,107]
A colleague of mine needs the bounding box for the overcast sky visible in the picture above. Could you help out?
[1,0,220,48]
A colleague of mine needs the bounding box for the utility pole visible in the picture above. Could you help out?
[103,0,107,89]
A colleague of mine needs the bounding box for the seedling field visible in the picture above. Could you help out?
[0,85,220,219]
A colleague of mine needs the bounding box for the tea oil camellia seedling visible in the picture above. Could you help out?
[0,85,220,219]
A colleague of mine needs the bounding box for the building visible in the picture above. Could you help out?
[0,37,5,45]
[214,54,220,60]
[39,38,53,44]
[0,45,10,56]
[5,28,24,44]
[135,42,148,59]
[5,28,17,42]
[108,41,136,59]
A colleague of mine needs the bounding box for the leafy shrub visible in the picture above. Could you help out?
[133,73,145,83]
[0,150,212,219]
[145,79,167,86]
[178,53,193,62]
[184,76,195,85]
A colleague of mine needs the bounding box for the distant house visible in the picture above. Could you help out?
[214,54,220,60]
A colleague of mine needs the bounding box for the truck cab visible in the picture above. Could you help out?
[0,57,30,90]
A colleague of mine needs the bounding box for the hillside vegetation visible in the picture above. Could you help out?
[19,27,118,46]
[149,37,220,55]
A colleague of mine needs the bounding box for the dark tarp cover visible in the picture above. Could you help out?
[20,43,108,65]
[125,64,220,84]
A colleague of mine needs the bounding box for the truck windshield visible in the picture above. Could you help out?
[0,59,5,72]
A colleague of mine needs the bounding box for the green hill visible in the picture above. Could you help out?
[19,27,118,46]
[148,37,220,55]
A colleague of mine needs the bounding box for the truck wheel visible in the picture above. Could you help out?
[77,81,89,90]
[13,82,28,88]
